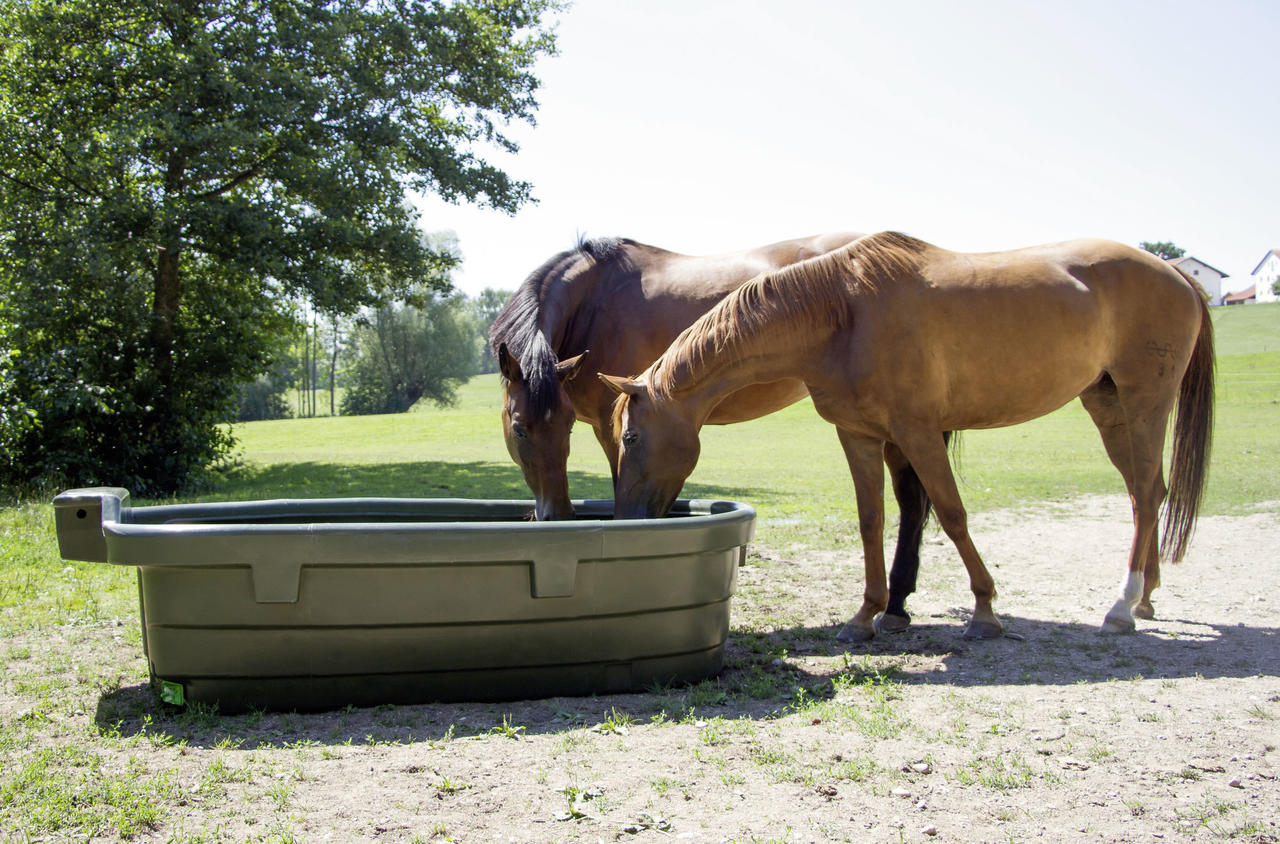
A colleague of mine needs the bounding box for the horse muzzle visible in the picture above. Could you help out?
[534,497,576,521]
[612,486,676,520]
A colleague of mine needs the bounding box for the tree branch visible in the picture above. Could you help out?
[189,161,268,200]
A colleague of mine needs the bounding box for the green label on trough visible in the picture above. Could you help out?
[159,681,185,706]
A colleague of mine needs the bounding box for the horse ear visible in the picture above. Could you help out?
[497,343,522,382]
[556,350,589,382]
[597,373,647,397]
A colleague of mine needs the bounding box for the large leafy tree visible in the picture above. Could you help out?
[0,0,558,494]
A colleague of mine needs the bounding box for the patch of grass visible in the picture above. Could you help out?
[487,714,526,739]
[1210,301,1280,357]
[826,754,878,783]
[434,775,471,796]
[699,718,731,747]
[0,504,137,635]
[649,775,684,797]
[1244,703,1275,720]
[1174,797,1241,833]
[557,784,604,821]
[954,753,1038,790]
[0,746,178,839]
[748,743,800,784]
[591,707,635,736]
[805,673,909,739]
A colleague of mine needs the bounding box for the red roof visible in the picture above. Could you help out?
[1223,284,1256,304]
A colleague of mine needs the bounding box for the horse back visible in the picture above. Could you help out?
[830,238,1204,431]
[563,234,861,422]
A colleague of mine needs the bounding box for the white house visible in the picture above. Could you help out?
[1249,249,1280,304]
[1167,256,1229,306]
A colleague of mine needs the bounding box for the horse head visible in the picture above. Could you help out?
[599,374,702,520]
[498,342,587,520]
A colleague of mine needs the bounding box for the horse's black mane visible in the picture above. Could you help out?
[488,236,627,417]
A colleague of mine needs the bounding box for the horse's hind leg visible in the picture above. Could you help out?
[1081,377,1171,632]
[891,427,1001,639]
[877,442,930,634]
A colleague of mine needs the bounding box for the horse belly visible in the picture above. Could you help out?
[935,334,1105,430]
[923,284,1108,430]
[941,373,1095,430]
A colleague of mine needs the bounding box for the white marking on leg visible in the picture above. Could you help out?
[1103,570,1144,632]
[1122,569,1144,606]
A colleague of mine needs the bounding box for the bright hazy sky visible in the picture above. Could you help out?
[413,0,1279,297]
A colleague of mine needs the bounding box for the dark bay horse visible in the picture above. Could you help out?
[489,232,859,520]
[489,232,942,630]
[601,232,1214,640]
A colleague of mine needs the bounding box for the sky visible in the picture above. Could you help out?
[413,0,1280,297]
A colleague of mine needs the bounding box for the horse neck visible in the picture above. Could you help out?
[652,303,834,427]
[537,252,625,355]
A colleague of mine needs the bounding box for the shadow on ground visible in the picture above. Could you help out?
[93,613,1277,750]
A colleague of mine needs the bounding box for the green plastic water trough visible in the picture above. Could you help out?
[53,488,754,713]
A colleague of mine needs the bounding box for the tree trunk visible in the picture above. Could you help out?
[151,245,181,380]
[151,153,187,383]
[144,152,188,489]
[329,316,339,416]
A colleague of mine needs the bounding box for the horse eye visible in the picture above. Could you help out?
[622,430,639,447]
[512,424,529,441]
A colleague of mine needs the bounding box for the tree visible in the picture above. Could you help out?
[469,288,514,373]
[0,0,559,494]
[1140,241,1186,260]
[341,292,479,415]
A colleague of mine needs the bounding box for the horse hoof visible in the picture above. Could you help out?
[874,612,911,635]
[1100,614,1136,634]
[1133,602,1155,620]
[836,622,875,643]
[962,620,1003,640]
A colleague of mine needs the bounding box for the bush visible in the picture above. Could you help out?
[0,248,285,496]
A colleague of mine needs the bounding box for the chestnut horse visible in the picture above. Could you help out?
[489,232,944,630]
[601,232,1214,640]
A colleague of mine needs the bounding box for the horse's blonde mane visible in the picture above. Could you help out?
[649,231,927,399]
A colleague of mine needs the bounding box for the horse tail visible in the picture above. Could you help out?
[1161,273,1215,563]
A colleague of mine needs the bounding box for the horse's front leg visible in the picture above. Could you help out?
[835,430,888,643]
[590,412,621,493]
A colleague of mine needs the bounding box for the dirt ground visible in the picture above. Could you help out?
[10,495,1280,843]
